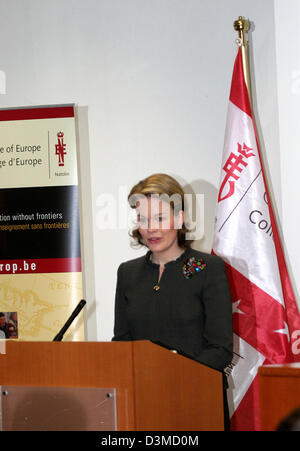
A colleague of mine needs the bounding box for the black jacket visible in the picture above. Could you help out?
[112,248,233,371]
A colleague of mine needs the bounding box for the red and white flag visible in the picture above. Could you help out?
[212,47,300,430]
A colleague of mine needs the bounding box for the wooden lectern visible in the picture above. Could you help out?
[0,340,224,431]
[258,363,300,431]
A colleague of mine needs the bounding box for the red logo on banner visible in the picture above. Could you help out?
[218,142,255,202]
[55,131,67,167]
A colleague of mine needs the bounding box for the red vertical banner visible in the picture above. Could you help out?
[212,49,300,430]
[0,105,84,341]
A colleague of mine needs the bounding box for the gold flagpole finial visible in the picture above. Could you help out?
[234,16,249,46]
[233,16,251,103]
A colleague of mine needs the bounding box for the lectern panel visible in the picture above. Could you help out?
[0,386,117,431]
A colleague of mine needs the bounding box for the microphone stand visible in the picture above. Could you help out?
[53,299,86,342]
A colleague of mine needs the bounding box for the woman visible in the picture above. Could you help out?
[112,173,233,372]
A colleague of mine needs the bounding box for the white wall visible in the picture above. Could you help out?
[0,0,287,341]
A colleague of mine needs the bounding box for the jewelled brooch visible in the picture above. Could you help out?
[182,256,206,279]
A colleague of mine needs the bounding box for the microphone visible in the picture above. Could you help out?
[53,299,86,342]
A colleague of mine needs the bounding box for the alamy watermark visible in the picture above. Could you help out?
[292,330,300,355]
[0,71,6,94]
[95,186,205,241]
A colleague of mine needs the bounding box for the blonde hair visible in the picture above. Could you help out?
[128,173,192,249]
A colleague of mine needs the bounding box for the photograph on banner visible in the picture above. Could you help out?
[0,312,18,339]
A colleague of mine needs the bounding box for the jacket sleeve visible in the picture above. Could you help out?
[195,255,233,371]
[112,263,132,341]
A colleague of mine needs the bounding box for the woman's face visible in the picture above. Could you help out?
[136,195,183,255]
